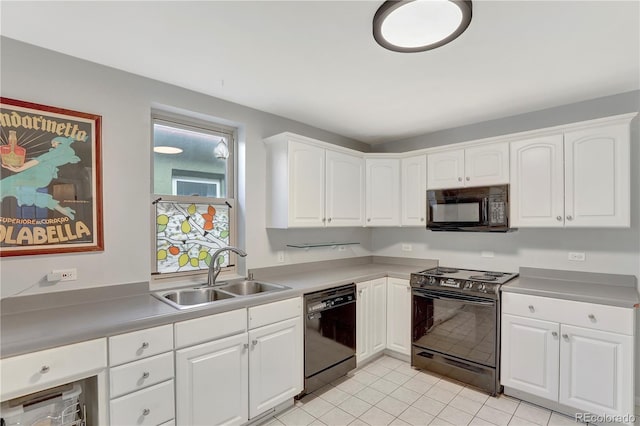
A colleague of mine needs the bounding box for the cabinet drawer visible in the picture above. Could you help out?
[110,379,175,426]
[174,308,246,349]
[110,352,174,398]
[502,293,634,335]
[248,297,302,329]
[0,338,106,401]
[109,324,173,366]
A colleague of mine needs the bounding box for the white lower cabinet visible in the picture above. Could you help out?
[109,324,175,426]
[176,333,248,426]
[385,278,411,355]
[110,380,175,426]
[501,293,635,422]
[248,316,303,418]
[356,278,387,364]
[174,298,303,426]
[558,324,633,415]
[501,314,559,400]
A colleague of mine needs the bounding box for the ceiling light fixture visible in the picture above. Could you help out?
[214,140,229,160]
[154,146,183,154]
[373,0,472,52]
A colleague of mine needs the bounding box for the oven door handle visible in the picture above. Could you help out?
[413,290,495,306]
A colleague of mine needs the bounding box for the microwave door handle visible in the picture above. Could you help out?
[482,198,489,223]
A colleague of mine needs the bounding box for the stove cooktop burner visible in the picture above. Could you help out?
[436,267,459,274]
[485,271,504,277]
[469,275,497,281]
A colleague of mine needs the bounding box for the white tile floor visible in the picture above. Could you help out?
[261,355,586,426]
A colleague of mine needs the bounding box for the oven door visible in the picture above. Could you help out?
[411,288,497,367]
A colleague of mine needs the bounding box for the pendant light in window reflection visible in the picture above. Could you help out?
[214,139,229,159]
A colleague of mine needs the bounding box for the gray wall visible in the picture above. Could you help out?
[0,36,372,298]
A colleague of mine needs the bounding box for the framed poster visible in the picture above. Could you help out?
[0,98,103,256]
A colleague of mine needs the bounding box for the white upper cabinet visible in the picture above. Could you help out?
[511,118,632,228]
[510,135,565,227]
[288,141,325,227]
[427,142,509,189]
[401,155,427,226]
[564,123,630,227]
[326,150,365,227]
[427,149,465,189]
[464,142,510,186]
[366,158,400,226]
[265,134,364,228]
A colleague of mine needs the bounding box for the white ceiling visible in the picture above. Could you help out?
[1,1,638,144]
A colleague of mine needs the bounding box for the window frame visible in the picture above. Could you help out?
[150,111,238,285]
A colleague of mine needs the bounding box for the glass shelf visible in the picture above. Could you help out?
[286,242,360,249]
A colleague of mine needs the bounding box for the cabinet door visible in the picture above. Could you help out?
[501,314,559,400]
[401,155,427,226]
[326,150,365,227]
[366,159,400,226]
[559,325,634,418]
[427,149,464,189]
[510,135,564,227]
[248,316,303,419]
[564,124,630,227]
[464,142,510,187]
[370,278,387,354]
[386,278,411,355]
[356,282,371,364]
[288,141,325,227]
[175,333,248,426]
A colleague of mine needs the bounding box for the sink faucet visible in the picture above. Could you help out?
[208,246,247,286]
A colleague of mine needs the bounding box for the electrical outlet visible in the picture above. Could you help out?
[402,244,413,252]
[568,252,586,261]
[51,268,77,282]
[277,251,285,263]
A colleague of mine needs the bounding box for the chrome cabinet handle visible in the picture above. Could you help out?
[141,372,150,379]
[588,314,596,320]
[466,177,470,181]
[328,218,332,223]
[562,334,569,340]
[458,177,462,182]
[141,342,149,349]
[243,343,249,350]
[40,366,50,374]
[556,216,562,221]
[252,339,258,346]
[142,408,150,416]
[420,218,424,222]
[322,218,326,222]
[528,305,535,313]
[358,289,363,295]
[367,218,371,222]
[566,215,573,221]
[552,331,558,337]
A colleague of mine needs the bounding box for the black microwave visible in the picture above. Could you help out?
[426,184,512,232]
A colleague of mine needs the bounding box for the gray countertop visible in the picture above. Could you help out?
[0,256,435,359]
[501,267,640,308]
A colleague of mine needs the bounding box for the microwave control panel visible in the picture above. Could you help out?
[489,201,506,225]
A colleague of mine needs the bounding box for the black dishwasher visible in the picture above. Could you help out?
[302,283,357,395]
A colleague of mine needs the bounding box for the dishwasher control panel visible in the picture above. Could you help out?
[307,293,355,313]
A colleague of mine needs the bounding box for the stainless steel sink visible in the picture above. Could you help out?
[217,280,287,296]
[153,279,289,310]
[154,287,235,310]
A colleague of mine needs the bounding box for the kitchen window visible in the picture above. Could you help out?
[151,113,237,281]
